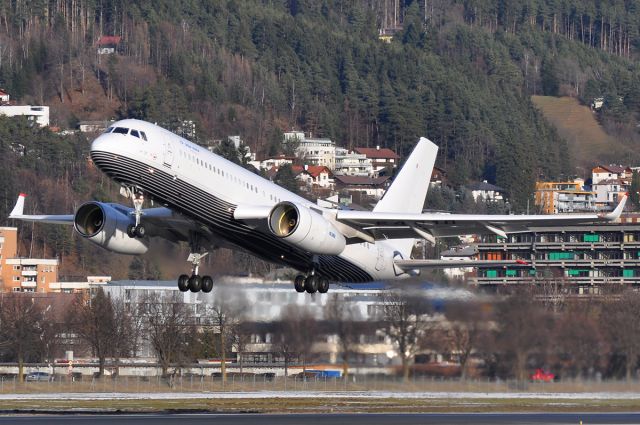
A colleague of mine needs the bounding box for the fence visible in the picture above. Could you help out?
[3,374,640,394]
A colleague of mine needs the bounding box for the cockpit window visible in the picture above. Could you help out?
[130,130,140,138]
[112,127,129,135]
[140,131,148,141]
[104,127,114,133]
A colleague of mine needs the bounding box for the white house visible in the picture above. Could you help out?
[0,105,50,127]
[334,148,373,176]
[592,164,630,185]
[354,146,399,176]
[284,131,336,169]
[468,181,506,202]
[439,245,478,279]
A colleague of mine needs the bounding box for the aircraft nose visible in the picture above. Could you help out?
[91,133,115,154]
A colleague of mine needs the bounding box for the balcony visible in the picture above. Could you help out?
[21,270,37,277]
[20,281,36,288]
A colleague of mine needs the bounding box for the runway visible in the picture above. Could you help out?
[1,413,640,424]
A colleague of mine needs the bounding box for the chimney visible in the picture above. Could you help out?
[376,145,380,150]
[304,164,308,171]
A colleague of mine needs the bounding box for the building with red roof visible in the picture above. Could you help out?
[97,35,122,55]
[354,146,399,176]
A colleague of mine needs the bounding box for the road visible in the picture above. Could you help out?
[1,413,640,424]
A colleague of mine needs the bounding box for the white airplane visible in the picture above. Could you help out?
[9,119,627,294]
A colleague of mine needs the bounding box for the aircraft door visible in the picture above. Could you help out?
[163,142,174,168]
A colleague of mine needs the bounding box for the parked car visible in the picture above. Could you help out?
[530,369,555,382]
[25,372,53,382]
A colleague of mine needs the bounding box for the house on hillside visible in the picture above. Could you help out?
[334,175,390,200]
[467,181,506,202]
[534,180,596,214]
[97,35,122,55]
[293,165,334,190]
[592,164,631,185]
[0,89,10,104]
[354,146,399,176]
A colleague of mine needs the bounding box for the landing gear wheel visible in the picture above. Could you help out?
[177,274,189,292]
[127,224,137,238]
[318,277,329,293]
[134,225,146,238]
[304,275,319,294]
[201,276,214,293]
[294,275,306,293]
[188,275,202,292]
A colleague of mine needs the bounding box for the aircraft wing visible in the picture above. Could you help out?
[8,194,75,224]
[8,194,224,247]
[335,195,627,241]
[394,259,528,269]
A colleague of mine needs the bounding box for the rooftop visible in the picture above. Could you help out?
[334,175,390,186]
[354,147,399,159]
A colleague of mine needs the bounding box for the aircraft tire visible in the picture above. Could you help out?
[188,275,202,292]
[134,225,146,238]
[304,275,318,294]
[126,224,137,238]
[318,277,329,293]
[294,275,306,293]
[201,276,214,293]
[178,274,189,292]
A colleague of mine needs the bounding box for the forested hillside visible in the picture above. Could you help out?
[2,1,640,277]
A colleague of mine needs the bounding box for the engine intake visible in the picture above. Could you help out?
[74,202,148,255]
[269,202,345,255]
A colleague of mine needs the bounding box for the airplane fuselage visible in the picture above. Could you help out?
[90,119,408,283]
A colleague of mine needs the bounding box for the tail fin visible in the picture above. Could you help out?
[374,138,438,256]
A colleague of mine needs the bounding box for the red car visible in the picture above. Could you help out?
[530,368,555,382]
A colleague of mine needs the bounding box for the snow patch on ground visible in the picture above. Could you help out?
[2,391,640,400]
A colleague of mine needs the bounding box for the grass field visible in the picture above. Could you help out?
[531,95,636,167]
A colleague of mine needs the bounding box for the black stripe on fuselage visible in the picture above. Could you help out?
[90,151,374,283]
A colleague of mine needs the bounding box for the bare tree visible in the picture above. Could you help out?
[603,291,640,381]
[380,290,432,381]
[69,289,115,377]
[445,301,484,380]
[144,293,194,378]
[231,322,253,374]
[208,286,247,383]
[0,294,45,382]
[282,305,318,374]
[553,300,604,380]
[111,297,137,376]
[495,291,552,382]
[325,294,360,377]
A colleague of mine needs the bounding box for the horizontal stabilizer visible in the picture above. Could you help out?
[395,259,528,269]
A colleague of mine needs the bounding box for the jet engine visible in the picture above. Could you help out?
[74,202,149,255]
[268,202,345,255]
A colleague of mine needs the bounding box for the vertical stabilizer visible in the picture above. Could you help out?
[374,138,438,256]
[374,138,438,213]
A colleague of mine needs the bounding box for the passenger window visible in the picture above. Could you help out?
[130,130,140,138]
[140,131,148,141]
[112,127,129,135]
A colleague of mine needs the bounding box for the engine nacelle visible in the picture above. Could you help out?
[268,202,346,255]
[74,202,148,255]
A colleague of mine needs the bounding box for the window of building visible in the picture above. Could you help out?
[12,288,20,292]
[12,265,20,270]
[13,276,19,281]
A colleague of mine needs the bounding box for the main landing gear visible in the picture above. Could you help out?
[294,273,330,294]
[178,235,213,293]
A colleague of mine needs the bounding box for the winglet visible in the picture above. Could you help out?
[602,194,627,221]
[9,193,26,218]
